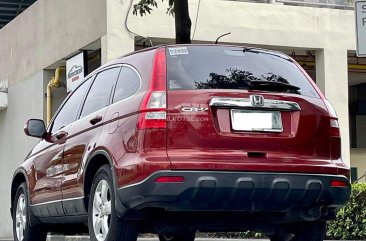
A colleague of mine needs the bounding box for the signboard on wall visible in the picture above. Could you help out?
[0,79,8,110]
[66,51,86,92]
[0,79,8,93]
[355,0,366,57]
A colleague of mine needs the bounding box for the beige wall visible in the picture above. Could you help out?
[102,0,135,64]
[351,148,366,180]
[0,71,45,237]
[0,0,107,86]
[0,0,108,238]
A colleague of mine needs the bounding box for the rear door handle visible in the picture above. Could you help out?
[55,131,68,140]
[90,115,103,125]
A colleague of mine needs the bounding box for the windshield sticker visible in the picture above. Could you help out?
[168,47,189,56]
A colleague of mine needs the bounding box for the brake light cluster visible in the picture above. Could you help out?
[324,100,341,160]
[137,48,167,129]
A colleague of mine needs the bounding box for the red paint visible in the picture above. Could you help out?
[16,44,349,207]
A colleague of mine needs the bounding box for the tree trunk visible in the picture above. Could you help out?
[174,0,191,44]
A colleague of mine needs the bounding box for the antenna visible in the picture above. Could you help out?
[215,32,231,44]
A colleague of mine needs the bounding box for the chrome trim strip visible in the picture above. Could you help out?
[30,196,84,207]
[209,97,301,111]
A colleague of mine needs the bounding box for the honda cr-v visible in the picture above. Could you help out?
[11,45,351,241]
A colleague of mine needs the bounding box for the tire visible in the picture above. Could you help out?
[12,183,47,241]
[88,164,138,241]
[269,221,327,241]
[158,231,196,241]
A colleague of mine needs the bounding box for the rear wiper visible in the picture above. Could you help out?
[248,80,300,91]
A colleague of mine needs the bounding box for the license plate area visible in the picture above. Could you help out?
[230,109,283,132]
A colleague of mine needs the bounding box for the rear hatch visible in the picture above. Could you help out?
[165,45,340,174]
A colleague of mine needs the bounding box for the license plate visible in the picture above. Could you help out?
[231,110,283,132]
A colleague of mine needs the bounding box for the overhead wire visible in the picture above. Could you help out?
[192,0,202,41]
[125,0,153,47]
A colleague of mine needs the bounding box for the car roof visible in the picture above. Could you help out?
[88,44,292,78]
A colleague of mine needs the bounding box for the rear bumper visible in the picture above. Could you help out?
[115,171,350,220]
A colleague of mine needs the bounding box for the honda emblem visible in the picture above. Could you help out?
[250,95,264,107]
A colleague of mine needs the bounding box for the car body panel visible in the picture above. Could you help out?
[166,89,343,175]
[29,126,70,207]
[61,106,109,200]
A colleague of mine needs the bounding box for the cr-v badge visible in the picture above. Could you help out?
[181,107,209,112]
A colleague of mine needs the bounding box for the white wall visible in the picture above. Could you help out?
[0,71,45,237]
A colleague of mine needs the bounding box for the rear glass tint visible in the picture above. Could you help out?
[166,46,319,98]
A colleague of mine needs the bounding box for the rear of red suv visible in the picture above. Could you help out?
[116,45,350,241]
[12,45,350,241]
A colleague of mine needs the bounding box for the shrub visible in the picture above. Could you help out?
[327,182,366,240]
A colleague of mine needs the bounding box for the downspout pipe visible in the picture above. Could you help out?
[47,66,66,125]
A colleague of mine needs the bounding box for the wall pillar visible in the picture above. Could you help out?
[316,48,350,166]
[102,0,135,64]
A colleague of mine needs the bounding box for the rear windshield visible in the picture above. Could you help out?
[166,46,319,98]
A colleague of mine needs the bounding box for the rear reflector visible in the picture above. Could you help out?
[155,176,185,183]
[330,119,339,128]
[331,180,348,187]
[147,91,166,109]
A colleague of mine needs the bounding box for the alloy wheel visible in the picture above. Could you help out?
[92,180,112,241]
[15,194,27,241]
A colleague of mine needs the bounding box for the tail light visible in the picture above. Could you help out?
[137,48,167,129]
[324,100,341,159]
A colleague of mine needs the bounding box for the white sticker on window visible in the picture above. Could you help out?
[168,47,189,56]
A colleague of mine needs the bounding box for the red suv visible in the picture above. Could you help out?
[11,45,350,241]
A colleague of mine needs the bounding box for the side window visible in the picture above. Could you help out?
[80,67,121,118]
[113,67,141,103]
[51,77,92,133]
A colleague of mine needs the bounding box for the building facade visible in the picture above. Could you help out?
[0,0,363,238]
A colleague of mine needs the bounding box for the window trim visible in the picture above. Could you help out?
[78,65,123,119]
[110,64,142,105]
[48,75,95,134]
[48,63,141,134]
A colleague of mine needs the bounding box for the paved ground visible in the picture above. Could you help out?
[0,237,357,241]
[49,238,270,241]
[0,237,362,241]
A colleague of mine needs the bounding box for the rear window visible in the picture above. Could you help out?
[166,46,319,98]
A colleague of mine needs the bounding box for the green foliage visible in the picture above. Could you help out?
[327,182,366,240]
[133,0,174,17]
